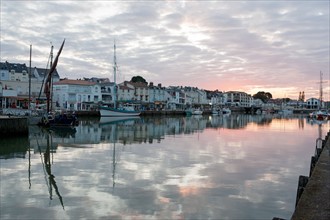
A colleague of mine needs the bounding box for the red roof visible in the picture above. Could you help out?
[53,79,96,86]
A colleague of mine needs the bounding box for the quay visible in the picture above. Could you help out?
[290,131,330,220]
[0,115,28,137]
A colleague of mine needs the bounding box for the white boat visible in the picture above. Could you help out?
[185,108,203,115]
[192,109,203,115]
[100,43,140,117]
[309,110,329,121]
[100,105,140,117]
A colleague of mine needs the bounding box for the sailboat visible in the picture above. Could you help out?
[308,71,329,121]
[99,43,141,117]
[38,40,78,127]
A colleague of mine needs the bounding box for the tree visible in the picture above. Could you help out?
[131,76,147,84]
[253,91,273,103]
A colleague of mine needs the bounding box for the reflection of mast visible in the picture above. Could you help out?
[112,142,117,192]
[28,140,31,189]
[111,123,118,192]
[36,131,65,209]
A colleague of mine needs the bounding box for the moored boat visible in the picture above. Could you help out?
[185,108,203,115]
[100,105,140,117]
[222,107,231,114]
[100,42,141,117]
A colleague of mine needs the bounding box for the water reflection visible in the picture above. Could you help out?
[0,114,329,220]
[36,131,65,209]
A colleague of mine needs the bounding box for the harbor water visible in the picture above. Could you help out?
[0,114,329,219]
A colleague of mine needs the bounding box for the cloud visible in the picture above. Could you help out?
[1,0,329,99]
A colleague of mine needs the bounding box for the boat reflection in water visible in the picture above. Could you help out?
[1,114,329,220]
[36,130,65,209]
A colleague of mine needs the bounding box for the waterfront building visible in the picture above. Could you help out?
[166,86,186,110]
[225,91,253,107]
[0,62,59,109]
[99,81,115,105]
[148,82,167,110]
[207,90,224,106]
[53,79,100,110]
[305,98,323,109]
[117,81,136,103]
[184,87,208,107]
[128,81,149,103]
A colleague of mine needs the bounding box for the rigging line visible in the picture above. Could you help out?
[38,51,51,100]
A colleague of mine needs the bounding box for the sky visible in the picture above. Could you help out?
[0,0,329,100]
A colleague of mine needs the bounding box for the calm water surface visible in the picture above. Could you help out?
[1,114,329,220]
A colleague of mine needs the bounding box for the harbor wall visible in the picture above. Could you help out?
[291,131,330,220]
[0,116,28,137]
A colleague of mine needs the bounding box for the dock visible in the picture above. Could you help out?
[0,116,28,136]
[290,131,330,220]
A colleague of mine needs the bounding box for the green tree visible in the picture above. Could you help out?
[253,91,273,103]
[131,76,147,84]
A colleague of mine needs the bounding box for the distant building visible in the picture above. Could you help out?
[305,98,323,109]
[225,91,252,107]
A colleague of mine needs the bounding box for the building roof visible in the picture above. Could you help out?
[127,81,148,88]
[35,67,59,78]
[0,62,8,70]
[119,84,134,90]
[1,61,28,73]
[53,79,96,86]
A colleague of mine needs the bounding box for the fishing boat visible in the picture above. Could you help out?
[99,43,140,117]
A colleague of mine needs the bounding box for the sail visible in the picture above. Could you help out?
[44,39,65,99]
[44,39,65,112]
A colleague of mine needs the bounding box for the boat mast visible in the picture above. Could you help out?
[113,42,117,109]
[49,43,54,111]
[319,71,323,109]
[28,44,32,111]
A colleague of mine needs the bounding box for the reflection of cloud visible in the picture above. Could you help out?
[1,118,329,219]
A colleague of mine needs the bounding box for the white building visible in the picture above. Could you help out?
[0,62,59,109]
[117,81,136,103]
[305,98,323,109]
[99,82,116,105]
[166,87,186,110]
[53,79,100,110]
[225,91,253,107]
[148,82,167,110]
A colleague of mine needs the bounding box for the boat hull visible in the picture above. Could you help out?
[100,107,141,117]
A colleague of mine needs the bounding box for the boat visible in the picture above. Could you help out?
[222,107,231,114]
[39,110,78,127]
[309,110,329,121]
[99,105,140,117]
[38,40,78,127]
[308,71,329,121]
[185,108,203,116]
[99,43,141,117]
